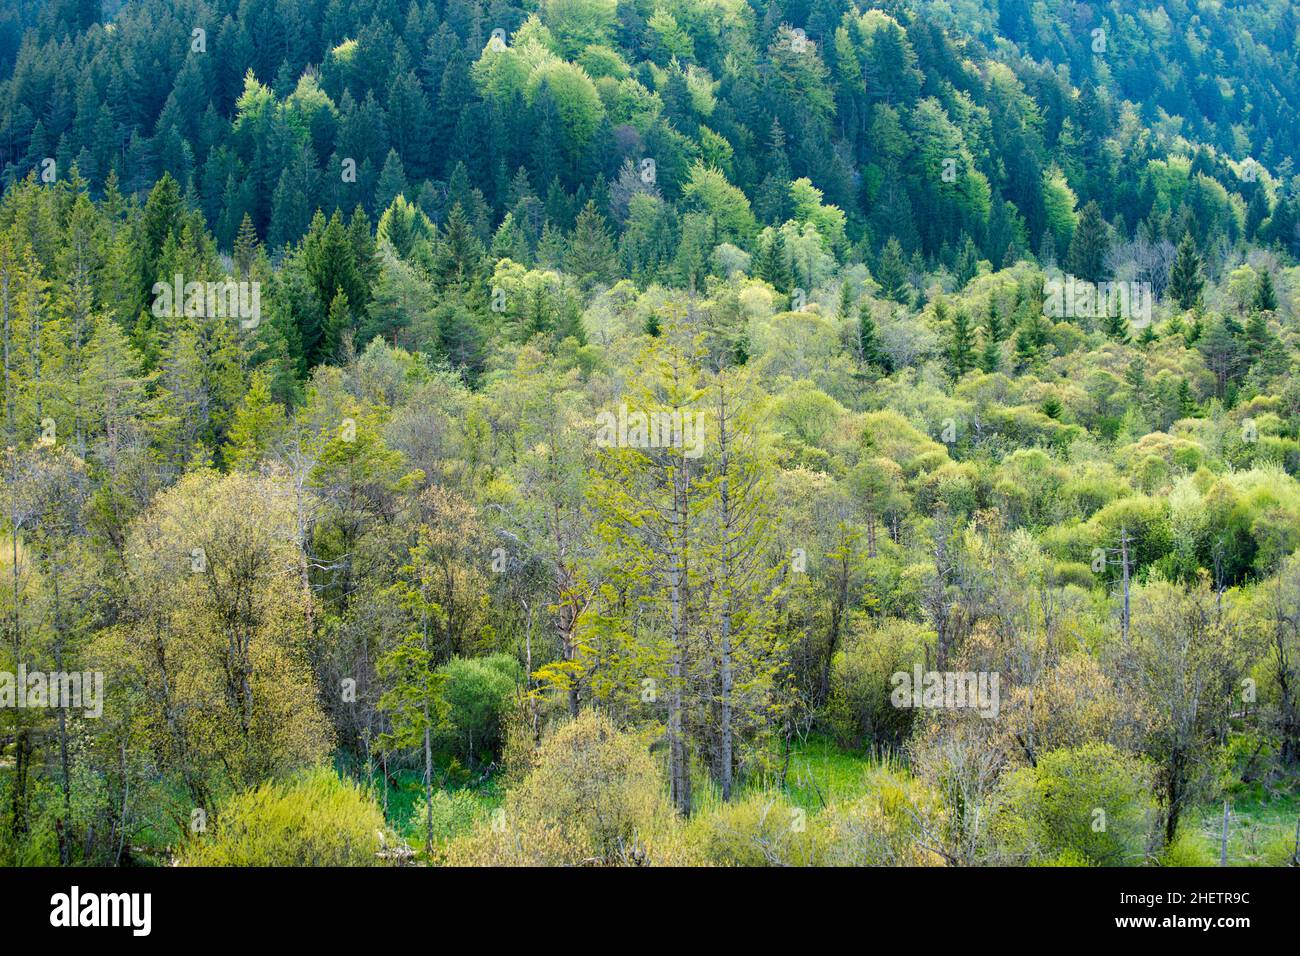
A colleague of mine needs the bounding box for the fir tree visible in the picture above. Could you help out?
[223,368,284,470]
[1066,200,1110,284]
[979,327,1001,372]
[875,237,910,304]
[323,289,351,361]
[1102,302,1130,343]
[1168,232,1205,310]
[945,303,975,380]
[858,303,890,371]
[954,235,979,289]
[986,296,1006,341]
[1252,269,1278,312]
[753,228,793,293]
[233,213,259,278]
[566,201,616,290]
[536,220,568,271]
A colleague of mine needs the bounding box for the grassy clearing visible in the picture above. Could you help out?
[373,766,502,849]
[1178,791,1300,866]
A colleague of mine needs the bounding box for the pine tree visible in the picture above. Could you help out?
[875,237,910,304]
[565,201,616,290]
[978,327,1001,372]
[753,228,793,292]
[1176,378,1199,418]
[1066,200,1110,283]
[223,368,284,470]
[858,303,890,371]
[1168,232,1205,311]
[945,303,975,380]
[233,214,259,278]
[1252,269,1278,312]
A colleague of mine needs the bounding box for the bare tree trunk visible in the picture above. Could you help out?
[423,719,433,854]
[1219,801,1230,866]
[559,606,579,719]
[1120,526,1131,645]
[668,454,691,816]
[52,570,71,865]
[719,602,733,802]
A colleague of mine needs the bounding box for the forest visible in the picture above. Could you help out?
[1,0,1299,868]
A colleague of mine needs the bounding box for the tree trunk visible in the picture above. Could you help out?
[719,610,733,802]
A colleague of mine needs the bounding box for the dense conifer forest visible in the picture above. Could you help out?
[1,0,1300,868]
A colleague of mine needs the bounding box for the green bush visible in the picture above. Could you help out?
[445,710,687,865]
[822,617,928,750]
[991,743,1157,866]
[437,653,522,767]
[178,767,386,866]
[1160,826,1217,867]
[688,793,821,866]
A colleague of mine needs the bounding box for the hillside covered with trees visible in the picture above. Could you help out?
[2,0,1300,868]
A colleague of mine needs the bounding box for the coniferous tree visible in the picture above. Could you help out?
[954,234,979,289]
[858,303,890,371]
[430,203,484,290]
[1168,232,1205,310]
[375,150,410,214]
[323,289,351,361]
[986,296,1006,341]
[536,220,568,271]
[979,327,1001,372]
[233,213,259,277]
[944,303,975,380]
[565,201,616,290]
[1066,200,1110,283]
[875,237,910,304]
[753,227,793,293]
[1253,269,1278,312]
[1102,303,1131,343]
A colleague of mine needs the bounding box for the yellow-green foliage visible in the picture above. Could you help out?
[445,711,688,865]
[990,744,1157,866]
[816,768,947,866]
[178,767,386,866]
[1160,827,1218,867]
[823,617,929,750]
[687,793,822,866]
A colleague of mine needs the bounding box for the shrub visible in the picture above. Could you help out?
[991,743,1157,866]
[437,653,521,766]
[816,768,947,866]
[178,767,387,866]
[823,617,928,750]
[444,711,686,865]
[688,793,822,866]
[1160,826,1217,867]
